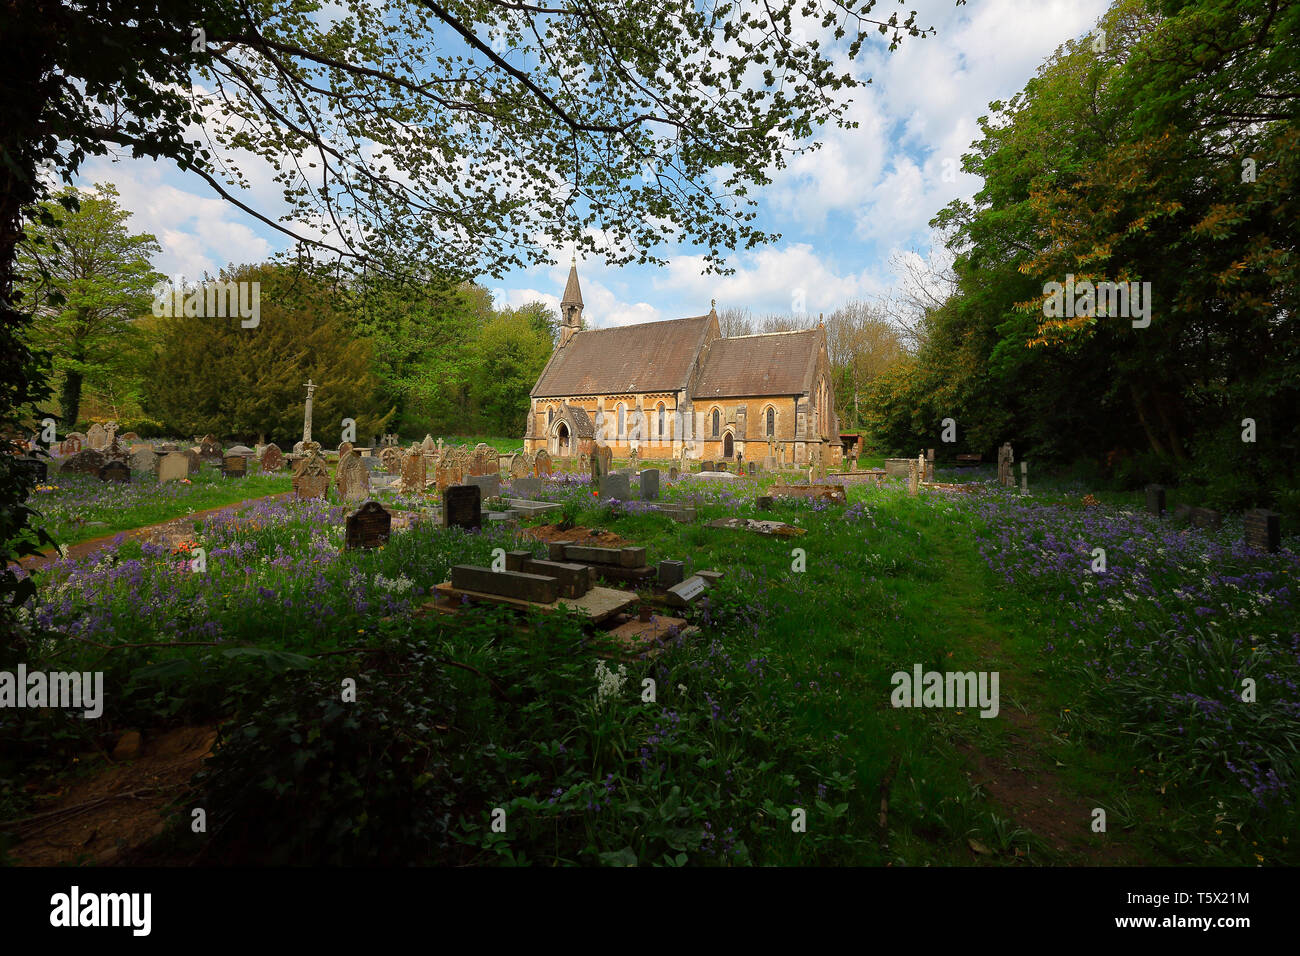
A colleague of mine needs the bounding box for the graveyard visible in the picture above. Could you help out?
[3,427,1296,867]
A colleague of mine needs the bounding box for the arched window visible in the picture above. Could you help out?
[711,408,720,437]
[766,406,775,437]
[547,407,554,428]
[617,403,626,438]
[657,403,666,440]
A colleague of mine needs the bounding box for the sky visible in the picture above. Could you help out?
[77,0,1111,331]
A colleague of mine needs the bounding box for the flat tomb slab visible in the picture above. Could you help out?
[769,483,847,503]
[431,582,637,624]
[707,517,806,537]
[504,498,563,514]
[595,614,699,661]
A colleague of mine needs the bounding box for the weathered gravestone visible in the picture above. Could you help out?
[129,447,157,474]
[86,423,108,451]
[292,452,330,499]
[443,484,482,530]
[533,449,553,477]
[401,446,427,492]
[669,466,679,480]
[599,473,630,500]
[182,449,201,474]
[1244,509,1281,553]
[639,468,660,500]
[997,443,1015,487]
[199,435,223,462]
[222,455,247,478]
[157,452,189,483]
[336,450,371,501]
[227,444,255,458]
[59,435,83,456]
[1145,484,1166,517]
[380,445,403,475]
[345,500,392,550]
[60,449,106,476]
[261,443,284,472]
[98,460,130,483]
[592,442,612,479]
[509,451,532,480]
[104,436,129,463]
[701,460,715,473]
[338,441,354,458]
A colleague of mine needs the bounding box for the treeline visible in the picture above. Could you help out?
[864,0,1299,511]
[16,187,557,445]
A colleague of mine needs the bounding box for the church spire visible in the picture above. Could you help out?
[559,257,583,347]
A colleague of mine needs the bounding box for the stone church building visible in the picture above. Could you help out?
[523,263,842,466]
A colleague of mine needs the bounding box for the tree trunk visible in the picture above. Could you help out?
[60,369,83,428]
[1130,384,1168,458]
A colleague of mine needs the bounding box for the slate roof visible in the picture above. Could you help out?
[531,314,714,397]
[692,329,821,398]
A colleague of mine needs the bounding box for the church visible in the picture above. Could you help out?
[523,262,842,467]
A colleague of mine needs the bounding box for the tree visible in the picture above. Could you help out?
[144,263,392,444]
[471,310,554,436]
[18,184,162,426]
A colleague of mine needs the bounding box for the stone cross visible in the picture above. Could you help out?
[302,379,317,445]
[1020,461,1028,494]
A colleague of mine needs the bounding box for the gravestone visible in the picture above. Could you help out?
[380,445,403,475]
[118,431,140,444]
[338,441,354,458]
[222,455,247,478]
[86,422,108,451]
[669,466,678,480]
[227,444,255,458]
[907,459,920,496]
[666,575,708,609]
[997,443,1015,487]
[756,495,774,510]
[199,435,223,462]
[1019,461,1028,494]
[763,455,777,471]
[599,473,630,500]
[345,500,392,550]
[701,460,715,472]
[182,449,201,474]
[60,449,106,476]
[157,452,189,483]
[422,434,436,455]
[59,435,83,456]
[292,451,329,499]
[1190,506,1222,531]
[658,560,685,588]
[509,451,532,480]
[401,446,427,493]
[1244,509,1281,553]
[15,456,48,484]
[1173,503,1193,524]
[1145,484,1166,517]
[336,450,371,501]
[443,484,482,530]
[129,447,157,474]
[883,458,910,477]
[466,473,501,499]
[639,468,660,500]
[590,442,612,479]
[261,443,284,472]
[104,436,129,463]
[926,448,936,482]
[98,460,130,483]
[533,449,553,476]
[513,477,543,498]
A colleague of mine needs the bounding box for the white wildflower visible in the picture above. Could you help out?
[594,660,628,706]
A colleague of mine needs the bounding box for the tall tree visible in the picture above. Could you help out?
[18,184,162,426]
[144,263,392,444]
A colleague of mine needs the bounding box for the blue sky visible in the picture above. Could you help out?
[77,0,1110,329]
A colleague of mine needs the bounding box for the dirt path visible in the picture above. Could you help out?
[16,492,294,572]
[932,539,1139,864]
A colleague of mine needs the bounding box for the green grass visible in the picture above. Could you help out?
[26,466,292,548]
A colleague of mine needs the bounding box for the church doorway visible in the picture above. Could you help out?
[556,422,570,456]
[723,432,734,459]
